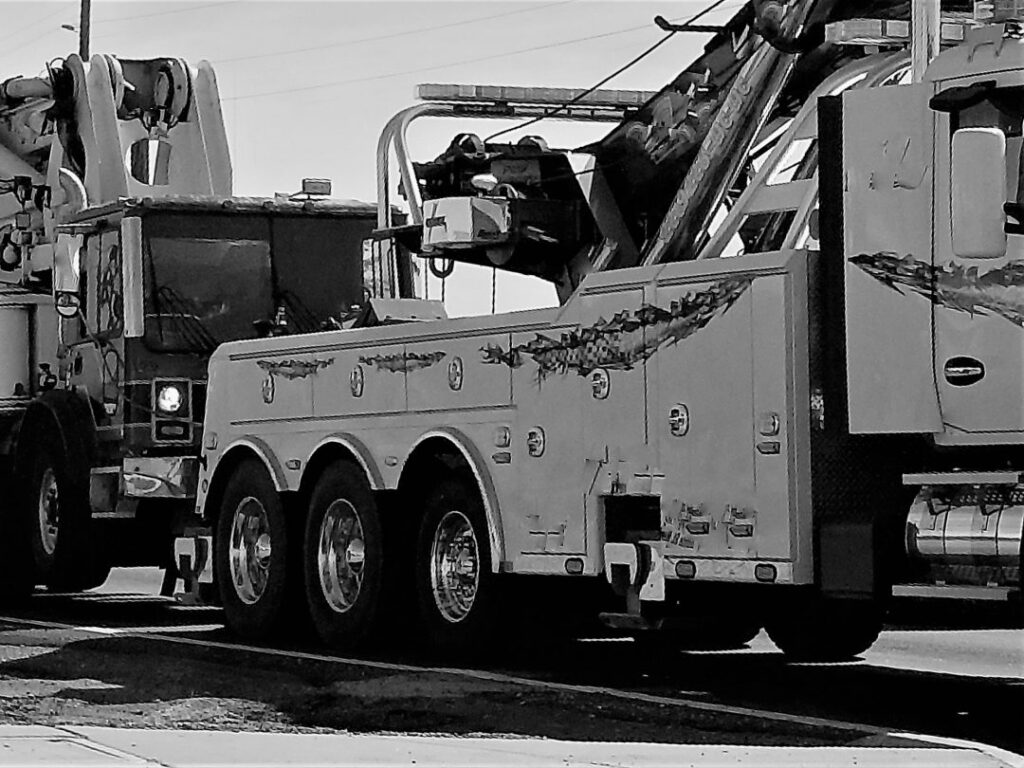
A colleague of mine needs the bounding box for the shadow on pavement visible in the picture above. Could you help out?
[0,632,856,747]
[0,589,1019,754]
[885,598,1023,631]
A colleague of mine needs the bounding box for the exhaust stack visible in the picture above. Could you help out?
[912,0,941,82]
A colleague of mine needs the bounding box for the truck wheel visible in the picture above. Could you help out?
[415,475,497,654]
[668,615,762,650]
[31,456,60,583]
[24,434,109,592]
[765,596,882,661]
[215,459,296,640]
[303,462,383,651]
[0,482,34,601]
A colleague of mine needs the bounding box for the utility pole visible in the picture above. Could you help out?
[79,0,91,60]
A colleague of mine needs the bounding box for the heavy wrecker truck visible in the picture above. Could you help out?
[0,54,383,596]
[190,0,1022,659]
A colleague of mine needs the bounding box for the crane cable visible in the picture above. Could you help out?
[484,0,733,143]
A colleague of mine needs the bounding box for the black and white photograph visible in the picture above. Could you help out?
[0,0,1019,765]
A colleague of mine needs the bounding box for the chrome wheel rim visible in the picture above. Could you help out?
[429,510,480,623]
[228,496,271,605]
[317,499,366,613]
[37,468,59,556]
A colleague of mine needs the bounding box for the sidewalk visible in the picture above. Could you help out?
[0,725,1021,768]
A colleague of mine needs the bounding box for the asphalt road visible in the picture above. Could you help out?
[0,568,1020,754]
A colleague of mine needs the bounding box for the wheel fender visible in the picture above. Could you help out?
[14,390,98,485]
[303,433,384,491]
[404,427,506,573]
[215,437,289,492]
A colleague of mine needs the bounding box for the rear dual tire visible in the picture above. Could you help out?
[215,460,299,640]
[215,461,499,655]
[22,431,109,593]
[765,595,882,661]
[303,462,384,652]
[414,476,499,655]
[216,458,387,650]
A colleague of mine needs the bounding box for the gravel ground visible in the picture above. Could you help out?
[0,626,861,746]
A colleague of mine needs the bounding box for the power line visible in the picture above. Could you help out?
[485,0,733,142]
[215,0,578,66]
[0,5,73,49]
[0,27,66,65]
[225,6,732,104]
[91,1,236,25]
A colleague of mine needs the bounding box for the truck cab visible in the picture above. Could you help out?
[2,194,379,594]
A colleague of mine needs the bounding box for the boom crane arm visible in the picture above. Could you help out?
[588,0,971,268]
[0,54,231,287]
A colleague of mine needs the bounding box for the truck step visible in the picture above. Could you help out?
[893,583,1018,601]
[902,470,1024,486]
[598,612,659,632]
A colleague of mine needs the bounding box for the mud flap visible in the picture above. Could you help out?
[601,542,666,629]
[174,530,213,604]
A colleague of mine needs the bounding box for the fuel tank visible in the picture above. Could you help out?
[906,485,1024,586]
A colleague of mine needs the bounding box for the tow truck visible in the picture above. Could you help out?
[191,0,1021,658]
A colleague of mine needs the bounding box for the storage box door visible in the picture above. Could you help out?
[932,107,1024,436]
[313,344,407,417]
[654,275,755,558]
[509,326,585,554]
[578,288,649,487]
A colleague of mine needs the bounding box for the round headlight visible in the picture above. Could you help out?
[156,385,184,414]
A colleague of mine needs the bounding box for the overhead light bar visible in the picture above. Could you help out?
[975,0,1024,22]
[825,17,969,47]
[417,83,657,109]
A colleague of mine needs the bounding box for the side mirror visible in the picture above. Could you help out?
[121,217,145,338]
[54,291,80,319]
[53,234,81,291]
[951,127,1008,259]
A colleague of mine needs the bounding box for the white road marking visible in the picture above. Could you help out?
[0,614,1020,768]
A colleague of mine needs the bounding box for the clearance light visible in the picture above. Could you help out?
[758,412,781,437]
[674,560,697,579]
[301,178,332,196]
[754,563,778,583]
[565,557,585,575]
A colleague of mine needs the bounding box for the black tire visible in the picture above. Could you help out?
[22,431,108,592]
[765,596,882,661]
[303,462,383,651]
[414,475,498,654]
[655,615,762,651]
[703,616,762,648]
[0,471,35,602]
[214,459,299,640]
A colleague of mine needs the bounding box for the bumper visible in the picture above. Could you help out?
[603,541,797,602]
[122,456,200,499]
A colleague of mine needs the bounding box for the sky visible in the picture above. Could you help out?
[3,0,734,316]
